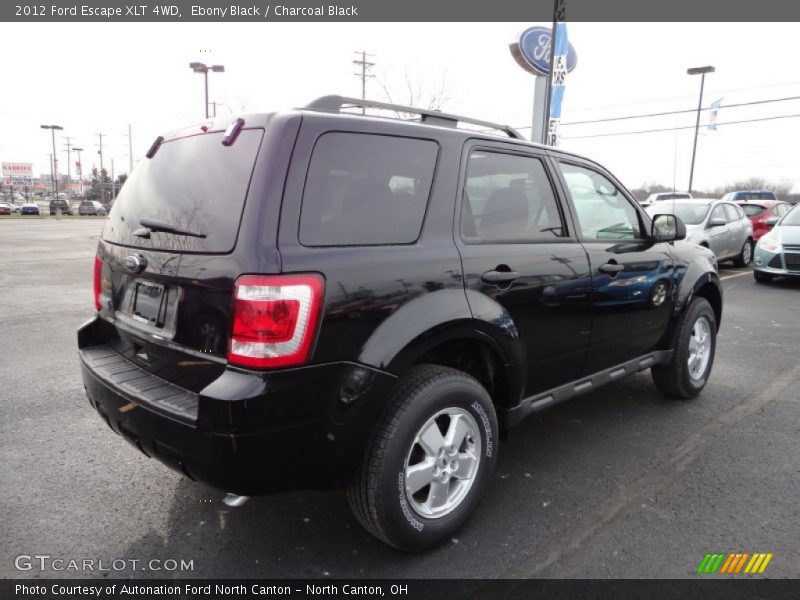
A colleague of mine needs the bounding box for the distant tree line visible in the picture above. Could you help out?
[84,168,128,201]
[629,177,798,203]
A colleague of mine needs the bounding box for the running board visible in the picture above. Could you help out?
[503,350,673,429]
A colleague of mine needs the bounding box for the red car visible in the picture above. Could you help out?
[739,200,793,241]
[0,204,11,215]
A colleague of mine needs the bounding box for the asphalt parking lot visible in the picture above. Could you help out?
[1,218,798,579]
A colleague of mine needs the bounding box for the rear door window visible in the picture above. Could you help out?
[299,132,438,246]
[723,204,741,222]
[461,150,566,243]
[102,129,264,253]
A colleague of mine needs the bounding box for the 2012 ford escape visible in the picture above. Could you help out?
[78,96,722,550]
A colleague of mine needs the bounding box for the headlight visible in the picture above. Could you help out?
[758,238,781,253]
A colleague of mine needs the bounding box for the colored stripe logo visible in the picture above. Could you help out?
[696,552,773,574]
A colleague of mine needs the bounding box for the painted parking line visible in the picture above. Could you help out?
[720,271,752,281]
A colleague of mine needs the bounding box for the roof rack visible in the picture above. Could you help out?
[304,95,525,140]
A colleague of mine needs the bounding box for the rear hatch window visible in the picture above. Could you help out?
[102,129,264,253]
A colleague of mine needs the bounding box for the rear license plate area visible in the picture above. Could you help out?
[129,281,177,332]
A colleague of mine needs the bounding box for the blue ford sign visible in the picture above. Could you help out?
[512,26,577,77]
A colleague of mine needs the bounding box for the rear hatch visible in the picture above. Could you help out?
[96,124,265,392]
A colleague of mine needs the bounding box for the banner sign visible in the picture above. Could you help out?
[2,162,33,177]
[546,21,569,146]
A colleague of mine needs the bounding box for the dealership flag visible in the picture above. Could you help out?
[547,21,569,146]
[707,98,723,131]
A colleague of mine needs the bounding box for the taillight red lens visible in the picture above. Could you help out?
[228,274,324,369]
[93,256,103,311]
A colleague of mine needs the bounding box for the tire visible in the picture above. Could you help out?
[652,297,716,400]
[754,270,774,283]
[347,364,498,551]
[732,239,753,267]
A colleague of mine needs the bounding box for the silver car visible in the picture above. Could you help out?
[647,200,754,266]
[753,203,800,282]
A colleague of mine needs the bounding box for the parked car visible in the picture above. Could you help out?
[721,190,778,202]
[78,96,722,550]
[49,199,74,215]
[647,199,753,266]
[20,203,40,215]
[11,204,22,213]
[0,203,11,215]
[739,200,793,241]
[79,200,107,216]
[753,203,800,282]
[640,191,693,208]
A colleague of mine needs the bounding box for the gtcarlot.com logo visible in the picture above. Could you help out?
[14,554,194,572]
[696,552,773,574]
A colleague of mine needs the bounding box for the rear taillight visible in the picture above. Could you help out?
[228,274,324,369]
[93,256,112,312]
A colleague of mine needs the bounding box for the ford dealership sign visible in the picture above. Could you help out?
[511,26,577,77]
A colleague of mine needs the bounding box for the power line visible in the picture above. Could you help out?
[560,112,800,140]
[560,95,800,127]
[565,79,800,114]
[352,50,375,115]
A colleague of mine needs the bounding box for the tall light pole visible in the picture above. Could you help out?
[189,62,225,118]
[73,147,84,196]
[40,124,63,204]
[687,65,715,194]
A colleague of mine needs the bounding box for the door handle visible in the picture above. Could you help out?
[481,269,521,284]
[599,262,625,274]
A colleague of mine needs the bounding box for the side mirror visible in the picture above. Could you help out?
[708,217,727,227]
[765,216,780,227]
[652,214,686,242]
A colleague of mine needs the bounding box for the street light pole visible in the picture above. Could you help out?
[687,65,715,194]
[189,62,225,119]
[40,124,63,209]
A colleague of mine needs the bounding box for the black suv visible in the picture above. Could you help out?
[78,96,722,550]
[49,198,73,215]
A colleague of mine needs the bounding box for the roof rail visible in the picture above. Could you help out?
[304,95,525,140]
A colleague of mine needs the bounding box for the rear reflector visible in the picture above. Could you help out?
[228,274,324,369]
[93,256,103,311]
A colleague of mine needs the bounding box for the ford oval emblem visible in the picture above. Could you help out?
[513,26,578,77]
[124,254,147,274]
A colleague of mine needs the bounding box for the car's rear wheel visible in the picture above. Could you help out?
[754,270,774,283]
[652,297,716,399]
[347,364,498,551]
[732,239,753,267]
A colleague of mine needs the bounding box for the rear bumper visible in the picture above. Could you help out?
[78,317,397,495]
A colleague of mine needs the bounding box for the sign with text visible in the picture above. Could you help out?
[2,162,33,178]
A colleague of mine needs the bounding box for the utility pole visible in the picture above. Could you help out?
[95,133,105,202]
[40,124,63,209]
[352,50,375,114]
[73,147,84,196]
[63,136,74,195]
[111,158,115,201]
[687,65,715,194]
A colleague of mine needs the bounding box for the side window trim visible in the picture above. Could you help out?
[456,143,574,245]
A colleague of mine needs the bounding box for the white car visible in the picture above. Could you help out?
[640,191,693,208]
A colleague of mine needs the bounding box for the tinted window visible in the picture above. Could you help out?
[559,162,642,240]
[300,133,437,246]
[742,204,766,217]
[103,129,263,253]
[461,151,565,243]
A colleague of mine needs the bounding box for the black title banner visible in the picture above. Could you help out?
[3,579,800,600]
[3,0,800,22]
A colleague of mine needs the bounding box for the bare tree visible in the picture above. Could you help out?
[377,69,455,118]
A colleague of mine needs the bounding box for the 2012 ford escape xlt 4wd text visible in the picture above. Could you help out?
[78,96,722,550]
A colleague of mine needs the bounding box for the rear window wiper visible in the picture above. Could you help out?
[134,217,207,239]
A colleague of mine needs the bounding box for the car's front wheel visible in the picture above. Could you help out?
[652,297,717,399]
[347,364,498,551]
